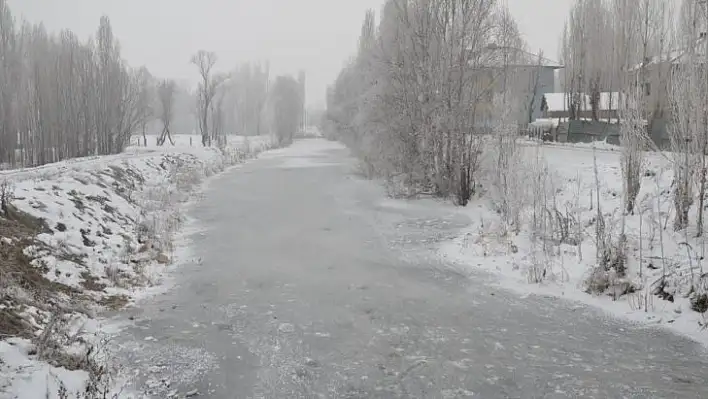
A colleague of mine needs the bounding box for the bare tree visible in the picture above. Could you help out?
[613,0,646,215]
[157,79,176,146]
[688,0,708,236]
[210,86,227,146]
[191,50,227,146]
[134,67,155,147]
[524,50,546,125]
[0,0,20,168]
[668,0,705,232]
[619,90,647,215]
[561,0,615,121]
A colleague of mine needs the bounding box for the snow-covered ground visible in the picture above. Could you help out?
[102,138,708,398]
[441,140,708,347]
[519,136,621,152]
[0,134,274,399]
[5,135,708,397]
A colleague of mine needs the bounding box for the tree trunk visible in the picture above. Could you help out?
[698,159,706,237]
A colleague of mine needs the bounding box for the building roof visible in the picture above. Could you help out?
[544,92,622,113]
[476,45,563,69]
[629,34,707,72]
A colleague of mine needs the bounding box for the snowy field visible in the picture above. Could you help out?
[0,134,274,398]
[442,140,708,347]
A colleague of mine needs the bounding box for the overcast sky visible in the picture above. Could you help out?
[7,0,571,108]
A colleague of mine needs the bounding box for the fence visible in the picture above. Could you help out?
[521,118,673,150]
[566,120,621,145]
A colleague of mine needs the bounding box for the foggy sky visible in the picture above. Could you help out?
[7,0,571,108]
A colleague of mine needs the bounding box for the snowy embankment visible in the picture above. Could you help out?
[442,140,708,347]
[0,134,274,398]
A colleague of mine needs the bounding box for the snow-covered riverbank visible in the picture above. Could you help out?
[441,140,708,348]
[0,135,275,398]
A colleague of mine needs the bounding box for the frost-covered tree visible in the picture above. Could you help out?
[220,62,270,136]
[612,0,658,215]
[561,0,673,215]
[325,0,525,204]
[560,0,616,121]
[0,1,153,168]
[0,0,278,168]
[669,0,708,233]
[270,75,303,146]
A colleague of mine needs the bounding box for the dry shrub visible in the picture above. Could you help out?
[628,289,655,312]
[103,265,129,289]
[585,216,630,296]
[690,292,708,313]
[583,148,630,296]
[53,337,122,399]
[487,131,526,234]
[1,180,14,214]
[31,311,122,398]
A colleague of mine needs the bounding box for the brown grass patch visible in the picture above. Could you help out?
[0,307,34,338]
[79,271,106,292]
[0,209,73,298]
[99,295,129,310]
